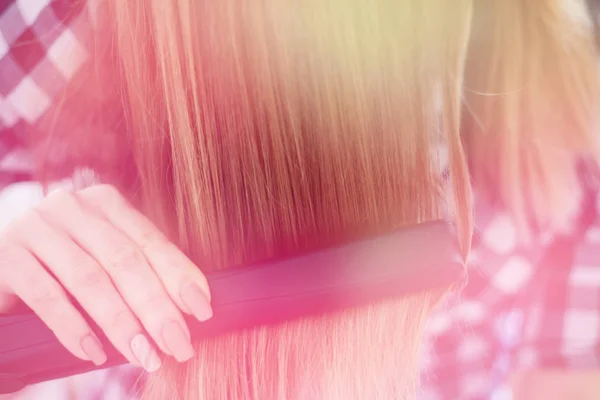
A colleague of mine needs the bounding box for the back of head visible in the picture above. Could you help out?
[462,0,600,239]
[39,0,474,398]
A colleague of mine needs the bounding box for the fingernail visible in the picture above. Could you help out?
[181,283,213,322]
[162,321,194,362]
[81,335,107,366]
[130,334,162,372]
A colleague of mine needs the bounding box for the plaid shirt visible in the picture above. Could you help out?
[2,1,600,399]
[0,0,88,185]
[419,190,600,400]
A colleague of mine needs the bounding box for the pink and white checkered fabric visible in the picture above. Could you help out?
[517,208,600,371]
[0,0,88,181]
[419,193,600,400]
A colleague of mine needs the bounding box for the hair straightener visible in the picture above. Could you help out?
[0,220,465,394]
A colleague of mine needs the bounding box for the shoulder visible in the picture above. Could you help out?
[0,0,92,182]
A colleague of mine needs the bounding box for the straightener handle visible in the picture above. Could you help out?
[0,220,464,393]
[0,374,24,393]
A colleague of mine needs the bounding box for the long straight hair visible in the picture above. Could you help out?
[462,0,600,240]
[31,1,600,397]
[37,0,476,398]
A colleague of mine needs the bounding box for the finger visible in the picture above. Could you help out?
[0,281,20,313]
[79,185,212,322]
[0,242,107,366]
[37,190,194,362]
[10,211,161,372]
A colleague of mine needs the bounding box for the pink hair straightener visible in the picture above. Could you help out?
[0,220,465,394]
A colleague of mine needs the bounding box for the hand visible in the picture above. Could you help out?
[0,184,212,372]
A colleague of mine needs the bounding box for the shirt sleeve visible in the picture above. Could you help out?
[0,0,90,188]
[516,198,600,371]
[419,200,544,400]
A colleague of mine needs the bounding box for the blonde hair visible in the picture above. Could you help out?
[117,2,473,398]
[462,0,600,240]
[35,0,600,398]
[39,0,476,398]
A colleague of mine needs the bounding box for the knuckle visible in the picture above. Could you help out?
[108,246,146,273]
[137,230,168,253]
[64,250,110,288]
[82,184,121,204]
[0,241,18,273]
[2,211,42,242]
[67,248,95,270]
[0,218,17,242]
[106,306,136,331]
[41,308,93,349]
[73,265,110,289]
[0,244,34,290]
[96,184,120,198]
[48,305,80,332]
[39,189,77,213]
[29,284,65,311]
[140,292,170,314]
